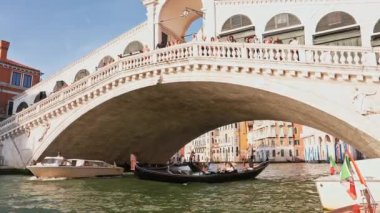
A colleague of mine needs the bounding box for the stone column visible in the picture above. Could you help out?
[142,0,158,49]
[201,0,216,38]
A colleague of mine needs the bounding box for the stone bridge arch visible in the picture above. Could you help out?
[31,70,380,165]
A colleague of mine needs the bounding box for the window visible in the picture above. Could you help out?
[23,74,32,88]
[11,72,21,86]
[124,41,144,55]
[236,147,239,157]
[16,102,28,113]
[272,150,276,157]
[98,56,115,69]
[296,150,299,156]
[265,13,301,31]
[316,12,357,32]
[280,139,283,145]
[222,14,252,32]
[289,150,293,157]
[281,149,284,157]
[53,81,68,93]
[7,101,13,116]
[374,20,380,33]
[74,69,90,82]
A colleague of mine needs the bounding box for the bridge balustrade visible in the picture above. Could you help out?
[1,41,380,137]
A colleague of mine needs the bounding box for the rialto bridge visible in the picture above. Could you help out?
[1,0,380,168]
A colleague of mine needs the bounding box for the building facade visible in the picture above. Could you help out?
[293,123,305,161]
[302,126,363,163]
[0,40,41,121]
[182,122,250,163]
[252,121,298,162]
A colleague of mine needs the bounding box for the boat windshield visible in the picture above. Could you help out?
[41,158,63,166]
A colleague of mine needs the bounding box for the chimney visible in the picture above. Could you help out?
[0,40,10,60]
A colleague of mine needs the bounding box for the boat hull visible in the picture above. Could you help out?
[315,159,380,210]
[316,176,380,210]
[135,162,269,183]
[27,166,124,179]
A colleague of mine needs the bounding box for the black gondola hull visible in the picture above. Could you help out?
[134,162,269,183]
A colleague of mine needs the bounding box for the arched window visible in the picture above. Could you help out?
[220,14,254,42]
[314,11,361,46]
[375,20,380,33]
[124,41,144,55]
[264,13,304,44]
[98,56,115,69]
[74,69,90,82]
[316,12,356,32]
[265,13,301,31]
[34,91,47,103]
[222,14,252,32]
[325,135,331,143]
[53,80,68,93]
[372,20,380,47]
[16,102,28,113]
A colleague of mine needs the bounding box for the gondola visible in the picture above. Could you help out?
[134,161,269,183]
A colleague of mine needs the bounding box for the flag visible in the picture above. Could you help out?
[340,155,357,200]
[329,155,337,175]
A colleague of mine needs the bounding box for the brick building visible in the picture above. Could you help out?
[0,40,41,120]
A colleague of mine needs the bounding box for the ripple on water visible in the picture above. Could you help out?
[0,163,327,212]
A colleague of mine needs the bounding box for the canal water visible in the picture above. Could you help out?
[0,163,329,212]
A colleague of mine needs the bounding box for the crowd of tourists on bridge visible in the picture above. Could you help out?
[154,33,300,50]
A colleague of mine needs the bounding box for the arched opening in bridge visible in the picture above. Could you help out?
[219,14,254,42]
[313,11,361,46]
[97,56,115,69]
[39,81,376,164]
[263,13,304,44]
[184,18,203,42]
[124,41,144,56]
[16,102,28,113]
[53,80,68,93]
[371,19,380,47]
[157,0,203,46]
[74,69,90,83]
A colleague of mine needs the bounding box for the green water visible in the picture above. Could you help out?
[0,163,328,212]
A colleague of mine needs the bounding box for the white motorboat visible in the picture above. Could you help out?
[315,158,380,211]
[27,156,124,179]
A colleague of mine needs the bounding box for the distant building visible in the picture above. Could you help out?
[0,40,41,121]
[252,121,296,162]
[301,126,363,163]
[184,132,212,163]
[181,122,250,163]
[293,123,305,162]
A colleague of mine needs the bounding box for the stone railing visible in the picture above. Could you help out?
[13,21,148,101]
[214,0,378,5]
[0,42,379,135]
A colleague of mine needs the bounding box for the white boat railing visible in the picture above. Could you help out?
[1,42,379,134]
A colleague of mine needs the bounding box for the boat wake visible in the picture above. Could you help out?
[27,176,68,181]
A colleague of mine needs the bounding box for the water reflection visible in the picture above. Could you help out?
[0,164,327,212]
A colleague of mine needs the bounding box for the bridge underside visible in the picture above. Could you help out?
[42,82,380,164]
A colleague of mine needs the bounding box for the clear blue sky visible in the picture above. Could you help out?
[0,0,147,78]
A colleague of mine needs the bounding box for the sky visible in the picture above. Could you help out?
[0,0,148,78]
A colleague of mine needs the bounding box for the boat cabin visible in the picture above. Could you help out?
[40,156,65,166]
